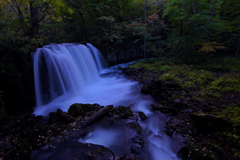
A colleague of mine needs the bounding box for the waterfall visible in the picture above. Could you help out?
[32,43,104,107]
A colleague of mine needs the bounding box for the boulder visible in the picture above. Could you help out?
[68,103,99,117]
[110,106,133,119]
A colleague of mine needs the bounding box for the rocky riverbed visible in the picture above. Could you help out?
[1,66,240,160]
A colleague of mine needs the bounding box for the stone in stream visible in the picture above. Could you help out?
[132,137,144,147]
[131,145,146,155]
[127,122,142,135]
[138,111,147,121]
[68,103,100,117]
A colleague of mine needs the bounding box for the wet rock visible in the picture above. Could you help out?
[138,112,147,121]
[131,145,145,155]
[124,153,135,159]
[31,140,115,160]
[127,122,142,135]
[132,137,144,147]
[110,106,133,119]
[68,103,99,117]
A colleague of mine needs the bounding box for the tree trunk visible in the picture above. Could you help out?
[236,31,240,58]
[143,0,147,59]
[207,1,217,40]
[30,0,39,37]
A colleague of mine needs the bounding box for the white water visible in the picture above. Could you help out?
[32,43,184,160]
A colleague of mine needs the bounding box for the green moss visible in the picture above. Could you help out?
[208,74,240,92]
[160,65,172,72]
[186,70,215,85]
[128,59,168,72]
[159,73,182,83]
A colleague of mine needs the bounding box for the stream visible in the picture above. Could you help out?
[31,43,185,160]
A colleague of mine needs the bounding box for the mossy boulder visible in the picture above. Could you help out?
[110,106,133,119]
[68,103,98,117]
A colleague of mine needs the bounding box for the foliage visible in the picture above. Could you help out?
[208,74,240,93]
[160,65,172,72]
[158,73,182,83]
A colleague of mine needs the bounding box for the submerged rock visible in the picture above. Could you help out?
[127,122,142,135]
[132,137,144,147]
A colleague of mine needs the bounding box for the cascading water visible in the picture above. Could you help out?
[32,43,184,160]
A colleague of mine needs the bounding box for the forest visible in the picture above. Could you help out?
[0,0,240,159]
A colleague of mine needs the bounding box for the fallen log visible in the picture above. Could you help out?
[81,105,113,128]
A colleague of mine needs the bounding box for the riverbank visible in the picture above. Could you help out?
[123,57,240,160]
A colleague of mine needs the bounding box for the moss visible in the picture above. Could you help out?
[159,73,182,83]
[128,59,168,72]
[199,88,221,99]
[215,106,240,120]
[208,74,240,93]
[186,70,215,85]
[160,65,172,72]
